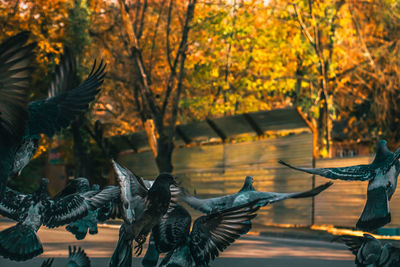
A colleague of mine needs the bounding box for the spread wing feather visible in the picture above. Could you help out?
[0,32,35,144]
[189,200,260,265]
[27,60,106,137]
[279,160,375,181]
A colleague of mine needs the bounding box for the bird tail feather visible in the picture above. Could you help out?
[356,187,391,231]
[142,233,159,267]
[0,223,43,261]
[109,225,133,267]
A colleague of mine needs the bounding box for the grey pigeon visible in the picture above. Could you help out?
[0,178,119,261]
[180,175,333,214]
[340,234,400,267]
[154,201,260,267]
[58,179,114,240]
[279,139,400,231]
[41,245,91,267]
[109,160,178,267]
[0,32,35,198]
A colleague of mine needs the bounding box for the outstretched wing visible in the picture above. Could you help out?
[43,186,119,228]
[0,187,29,221]
[112,160,148,200]
[279,160,375,181]
[0,32,35,144]
[189,200,260,265]
[68,246,91,267]
[27,60,106,137]
[47,46,76,98]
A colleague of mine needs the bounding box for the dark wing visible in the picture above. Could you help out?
[339,235,364,256]
[189,200,260,265]
[47,46,76,98]
[68,246,91,267]
[279,160,375,181]
[43,186,119,228]
[112,160,148,200]
[153,204,191,253]
[0,187,29,221]
[0,32,35,144]
[53,177,90,199]
[27,60,106,137]
[40,258,54,267]
[97,197,122,221]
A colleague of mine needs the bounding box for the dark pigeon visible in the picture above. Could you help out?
[279,139,400,231]
[340,234,400,267]
[41,246,91,267]
[0,32,35,197]
[109,160,178,267]
[0,178,119,261]
[11,49,106,179]
[154,201,260,267]
[180,175,333,214]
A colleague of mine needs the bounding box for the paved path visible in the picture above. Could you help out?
[0,222,355,266]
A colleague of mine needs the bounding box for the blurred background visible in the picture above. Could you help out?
[1,0,400,231]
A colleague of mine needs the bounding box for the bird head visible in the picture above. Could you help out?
[373,139,391,163]
[36,178,50,199]
[155,173,179,187]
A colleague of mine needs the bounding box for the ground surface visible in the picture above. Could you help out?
[0,221,355,266]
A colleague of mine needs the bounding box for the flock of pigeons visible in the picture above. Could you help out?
[1,32,400,267]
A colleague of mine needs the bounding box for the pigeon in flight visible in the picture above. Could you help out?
[149,201,260,267]
[180,175,333,214]
[109,160,178,267]
[0,178,119,261]
[10,47,106,181]
[340,234,400,267]
[41,246,91,267]
[279,139,400,231]
[0,32,35,197]
[53,178,115,240]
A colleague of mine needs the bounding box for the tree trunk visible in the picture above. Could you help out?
[71,115,93,178]
[155,134,174,173]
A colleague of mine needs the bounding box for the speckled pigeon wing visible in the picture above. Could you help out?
[43,186,119,228]
[0,187,29,221]
[27,59,105,137]
[388,147,400,171]
[68,246,91,267]
[153,204,191,253]
[47,46,76,98]
[279,160,375,181]
[265,181,333,205]
[0,32,35,145]
[189,200,260,265]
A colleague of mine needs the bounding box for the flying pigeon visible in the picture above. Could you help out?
[0,178,119,261]
[109,160,178,267]
[180,175,333,214]
[279,140,400,231]
[57,180,115,240]
[0,32,35,197]
[41,245,91,267]
[151,201,260,267]
[10,48,106,180]
[340,234,400,267]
